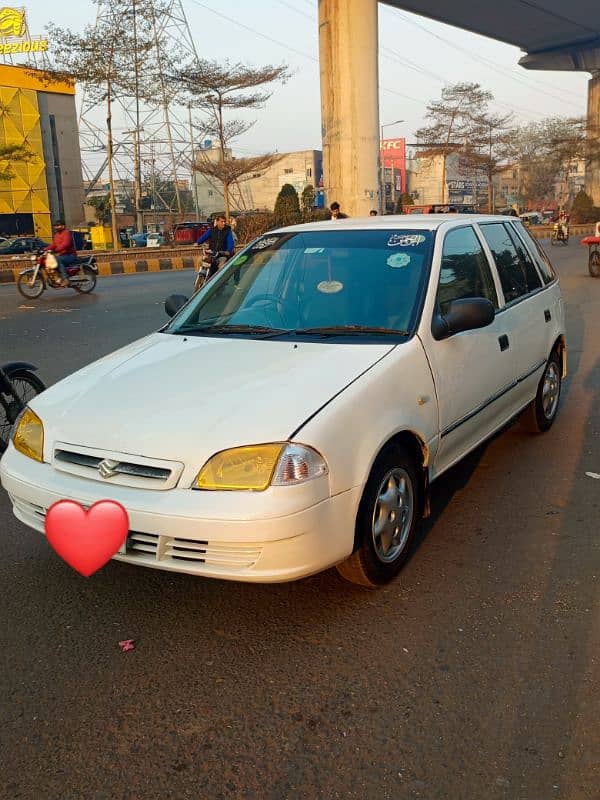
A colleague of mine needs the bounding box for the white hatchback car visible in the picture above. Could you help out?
[1,215,565,586]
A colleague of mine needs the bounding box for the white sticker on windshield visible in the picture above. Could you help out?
[317,280,344,294]
[387,253,411,269]
[304,247,325,254]
[387,234,426,247]
[253,236,279,250]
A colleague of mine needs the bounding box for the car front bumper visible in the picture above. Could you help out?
[0,446,361,583]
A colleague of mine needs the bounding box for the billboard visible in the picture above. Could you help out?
[380,138,406,194]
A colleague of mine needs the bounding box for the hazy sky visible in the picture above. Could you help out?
[20,0,590,158]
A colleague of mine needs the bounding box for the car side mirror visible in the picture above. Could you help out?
[164,294,189,318]
[432,297,495,340]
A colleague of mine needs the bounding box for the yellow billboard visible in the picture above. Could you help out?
[0,7,48,57]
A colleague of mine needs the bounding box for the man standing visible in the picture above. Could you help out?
[195,214,235,276]
[328,202,348,220]
[47,220,77,287]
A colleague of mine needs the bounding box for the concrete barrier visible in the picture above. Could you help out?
[0,246,202,285]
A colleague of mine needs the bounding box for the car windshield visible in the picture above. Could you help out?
[165,228,435,340]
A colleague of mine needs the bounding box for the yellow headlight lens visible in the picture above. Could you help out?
[13,408,44,462]
[195,444,284,491]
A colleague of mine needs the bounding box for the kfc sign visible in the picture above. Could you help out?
[380,138,406,193]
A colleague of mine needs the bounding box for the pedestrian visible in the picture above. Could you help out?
[369,209,378,216]
[328,201,348,220]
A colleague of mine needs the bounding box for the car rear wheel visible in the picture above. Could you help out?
[336,445,421,587]
[521,351,562,433]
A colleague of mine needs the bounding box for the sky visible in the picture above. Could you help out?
[18,0,591,165]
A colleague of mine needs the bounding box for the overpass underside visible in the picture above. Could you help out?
[319,0,600,213]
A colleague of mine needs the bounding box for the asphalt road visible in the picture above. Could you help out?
[0,247,598,800]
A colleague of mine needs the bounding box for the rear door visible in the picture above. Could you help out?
[420,225,519,478]
[477,221,552,410]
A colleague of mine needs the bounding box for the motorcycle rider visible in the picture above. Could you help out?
[46,220,78,287]
[195,214,235,277]
[558,209,569,240]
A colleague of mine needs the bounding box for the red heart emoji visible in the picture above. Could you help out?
[45,500,129,577]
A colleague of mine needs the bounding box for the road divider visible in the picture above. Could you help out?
[0,247,201,284]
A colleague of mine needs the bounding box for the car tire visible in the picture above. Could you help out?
[521,350,562,433]
[336,445,421,587]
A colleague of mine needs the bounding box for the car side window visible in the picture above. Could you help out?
[436,226,498,316]
[479,223,541,303]
[511,222,557,285]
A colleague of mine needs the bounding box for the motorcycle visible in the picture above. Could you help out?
[551,223,569,246]
[16,249,98,299]
[0,362,45,454]
[193,248,232,293]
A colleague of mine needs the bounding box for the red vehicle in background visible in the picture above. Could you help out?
[172,221,211,245]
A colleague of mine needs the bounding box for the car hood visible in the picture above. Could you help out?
[32,333,395,464]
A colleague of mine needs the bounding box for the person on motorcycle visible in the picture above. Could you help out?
[195,215,235,277]
[46,220,77,287]
[558,209,569,239]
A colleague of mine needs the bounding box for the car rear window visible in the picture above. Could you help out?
[479,222,542,303]
[510,222,557,285]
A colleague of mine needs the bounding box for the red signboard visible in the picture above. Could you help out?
[380,138,406,194]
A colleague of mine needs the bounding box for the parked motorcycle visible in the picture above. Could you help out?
[193,248,230,293]
[16,249,98,299]
[0,363,45,454]
[551,223,569,246]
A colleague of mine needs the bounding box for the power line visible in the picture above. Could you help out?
[388,8,584,111]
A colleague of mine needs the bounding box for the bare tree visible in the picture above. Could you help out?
[466,111,515,211]
[511,117,600,207]
[178,60,290,220]
[37,0,167,249]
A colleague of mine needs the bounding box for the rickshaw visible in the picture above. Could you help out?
[581,236,600,278]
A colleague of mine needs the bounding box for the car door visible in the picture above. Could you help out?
[477,221,551,411]
[420,225,518,478]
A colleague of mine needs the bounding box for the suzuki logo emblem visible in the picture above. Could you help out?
[98,459,120,480]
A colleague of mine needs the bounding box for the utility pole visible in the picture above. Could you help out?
[132,127,144,233]
[188,102,200,222]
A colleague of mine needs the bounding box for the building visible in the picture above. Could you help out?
[406,151,489,208]
[192,144,323,216]
[0,64,85,237]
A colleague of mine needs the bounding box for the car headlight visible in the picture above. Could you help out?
[12,408,44,462]
[194,443,328,491]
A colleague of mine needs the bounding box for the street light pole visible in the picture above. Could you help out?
[379,119,404,214]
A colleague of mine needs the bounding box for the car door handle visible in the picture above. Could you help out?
[498,334,510,352]
[544,309,551,322]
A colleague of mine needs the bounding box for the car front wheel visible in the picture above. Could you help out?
[336,445,421,587]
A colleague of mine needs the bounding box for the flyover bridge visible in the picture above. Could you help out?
[319,0,600,214]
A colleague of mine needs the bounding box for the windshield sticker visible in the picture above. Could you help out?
[317,280,344,294]
[230,254,249,267]
[304,247,325,254]
[387,234,426,248]
[387,253,411,269]
[252,236,279,250]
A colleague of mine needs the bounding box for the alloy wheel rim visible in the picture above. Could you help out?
[542,362,560,419]
[371,468,414,563]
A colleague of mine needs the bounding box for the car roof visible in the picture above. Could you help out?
[273,214,517,234]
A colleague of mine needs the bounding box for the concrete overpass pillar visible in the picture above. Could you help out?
[319,0,380,217]
[587,72,600,206]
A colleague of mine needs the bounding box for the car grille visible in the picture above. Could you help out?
[52,444,183,491]
[126,531,263,570]
[10,497,262,572]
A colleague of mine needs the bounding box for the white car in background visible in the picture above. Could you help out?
[1,215,566,586]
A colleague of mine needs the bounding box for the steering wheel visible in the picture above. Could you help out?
[243,293,288,326]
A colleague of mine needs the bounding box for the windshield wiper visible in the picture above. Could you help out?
[292,325,410,337]
[176,324,288,338]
